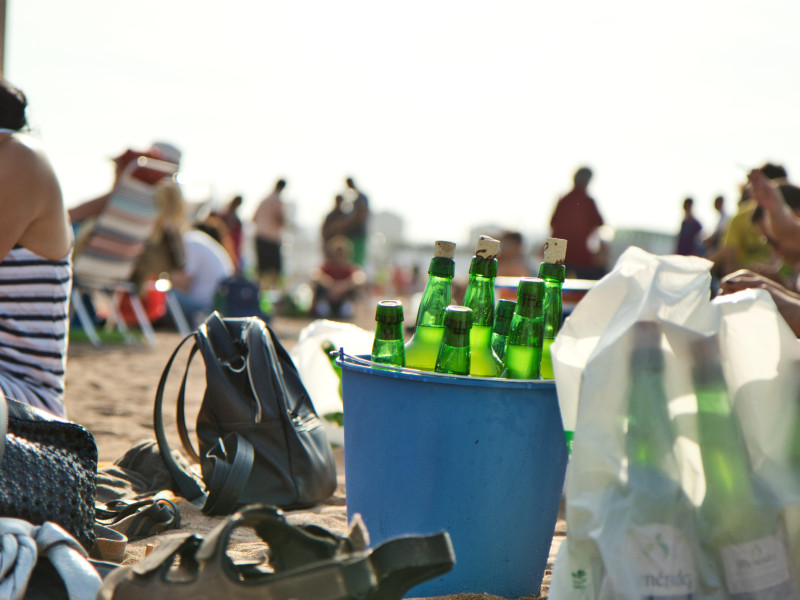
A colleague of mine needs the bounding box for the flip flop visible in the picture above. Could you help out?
[95,497,181,541]
[97,503,454,600]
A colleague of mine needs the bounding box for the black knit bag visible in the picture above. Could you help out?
[0,395,97,548]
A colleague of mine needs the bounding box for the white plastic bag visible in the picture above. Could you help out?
[289,319,374,446]
[549,247,800,599]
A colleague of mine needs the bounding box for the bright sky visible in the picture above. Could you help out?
[7,0,800,246]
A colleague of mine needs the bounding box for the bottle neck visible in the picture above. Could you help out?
[415,274,452,327]
[441,325,470,348]
[464,273,495,327]
[436,334,470,375]
[492,314,513,336]
[507,310,543,347]
[538,262,565,283]
[626,364,677,473]
[469,256,497,278]
[375,321,404,342]
[542,280,562,337]
[516,298,542,319]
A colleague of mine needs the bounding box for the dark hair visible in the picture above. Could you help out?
[573,167,592,187]
[760,162,788,181]
[500,230,523,245]
[0,80,28,131]
[275,179,287,191]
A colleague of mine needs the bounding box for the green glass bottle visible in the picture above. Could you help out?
[371,300,405,367]
[538,237,567,380]
[501,278,544,379]
[609,321,698,599]
[491,299,516,364]
[434,305,472,376]
[691,335,797,599]
[463,235,503,377]
[404,241,456,371]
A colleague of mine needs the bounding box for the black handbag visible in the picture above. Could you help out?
[154,312,338,515]
[0,394,98,549]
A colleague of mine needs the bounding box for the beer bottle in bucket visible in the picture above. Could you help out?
[691,334,798,599]
[404,241,456,371]
[501,278,544,379]
[463,235,503,377]
[371,300,405,367]
[491,298,516,364]
[435,305,472,376]
[538,237,567,380]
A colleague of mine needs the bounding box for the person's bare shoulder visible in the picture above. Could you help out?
[0,133,68,258]
[0,133,60,197]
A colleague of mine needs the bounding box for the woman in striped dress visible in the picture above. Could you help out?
[0,79,72,418]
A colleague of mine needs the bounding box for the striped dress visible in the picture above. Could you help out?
[0,246,71,417]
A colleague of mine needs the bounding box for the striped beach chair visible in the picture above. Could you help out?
[71,156,189,346]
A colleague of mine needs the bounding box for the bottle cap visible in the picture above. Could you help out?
[474,235,501,260]
[375,300,404,324]
[543,238,567,265]
[443,305,473,332]
[494,299,516,319]
[517,278,545,303]
[433,241,456,259]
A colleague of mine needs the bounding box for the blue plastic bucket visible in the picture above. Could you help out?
[340,354,568,598]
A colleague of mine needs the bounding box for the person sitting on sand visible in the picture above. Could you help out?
[170,219,235,328]
[0,79,73,418]
[310,235,367,320]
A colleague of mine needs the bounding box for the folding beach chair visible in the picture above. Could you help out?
[71,156,191,347]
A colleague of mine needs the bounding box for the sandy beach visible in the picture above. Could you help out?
[65,315,565,600]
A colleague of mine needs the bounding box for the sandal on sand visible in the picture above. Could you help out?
[97,503,454,600]
[95,498,182,541]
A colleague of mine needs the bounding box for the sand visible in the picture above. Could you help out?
[64,316,565,599]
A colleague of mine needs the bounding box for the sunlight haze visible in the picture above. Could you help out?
[7,0,800,247]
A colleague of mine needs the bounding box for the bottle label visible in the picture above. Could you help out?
[720,533,796,598]
[620,524,695,598]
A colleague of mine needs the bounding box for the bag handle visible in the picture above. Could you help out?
[153,332,207,505]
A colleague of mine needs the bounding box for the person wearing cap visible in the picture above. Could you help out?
[0,79,73,417]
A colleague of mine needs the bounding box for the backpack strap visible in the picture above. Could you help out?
[201,432,255,516]
[153,332,207,505]
[175,344,202,462]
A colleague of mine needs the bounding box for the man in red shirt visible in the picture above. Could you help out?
[549,167,606,279]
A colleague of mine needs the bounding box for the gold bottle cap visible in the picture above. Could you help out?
[475,235,501,259]
[433,241,456,259]
[543,237,567,265]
